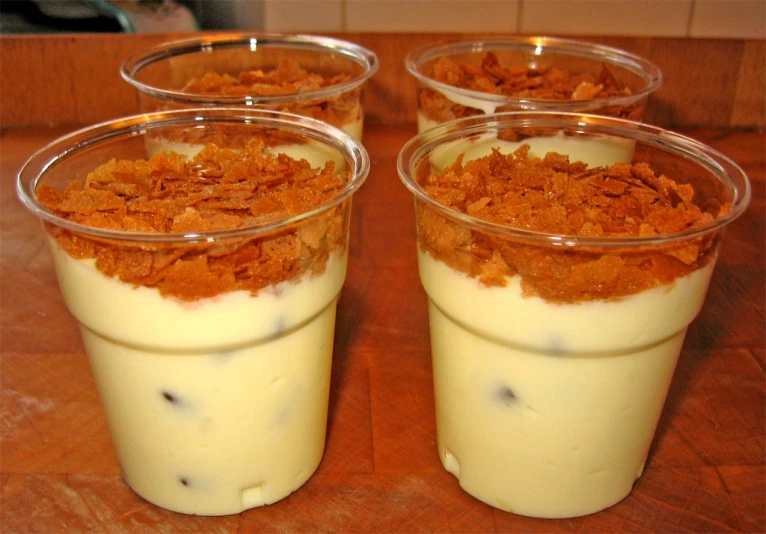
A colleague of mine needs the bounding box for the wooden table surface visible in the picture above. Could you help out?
[1,124,763,533]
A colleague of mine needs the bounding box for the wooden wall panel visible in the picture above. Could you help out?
[1,33,763,130]
[0,34,187,127]
[647,39,743,127]
[732,40,766,128]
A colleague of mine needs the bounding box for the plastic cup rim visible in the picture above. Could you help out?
[120,32,379,106]
[404,36,663,111]
[396,111,750,249]
[17,108,371,245]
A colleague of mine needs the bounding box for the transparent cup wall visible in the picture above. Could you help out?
[397,112,749,518]
[122,34,379,141]
[17,109,370,515]
[406,37,662,133]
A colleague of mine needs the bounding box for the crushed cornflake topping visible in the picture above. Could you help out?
[146,123,310,149]
[181,58,362,128]
[38,139,348,301]
[183,58,351,96]
[420,52,644,123]
[418,145,728,303]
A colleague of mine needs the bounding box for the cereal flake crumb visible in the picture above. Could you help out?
[418,145,728,303]
[39,139,349,301]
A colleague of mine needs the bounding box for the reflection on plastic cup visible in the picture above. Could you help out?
[17,109,370,516]
[122,33,378,141]
[406,37,662,133]
[397,112,749,518]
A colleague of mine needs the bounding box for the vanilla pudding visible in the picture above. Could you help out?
[417,88,500,133]
[420,249,714,518]
[51,240,344,515]
[397,111,749,519]
[17,109,370,516]
[418,114,440,135]
[339,119,363,143]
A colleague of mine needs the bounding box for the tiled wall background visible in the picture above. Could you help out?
[193,0,766,39]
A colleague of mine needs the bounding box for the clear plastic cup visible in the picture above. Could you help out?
[397,112,749,518]
[406,37,662,133]
[121,33,379,141]
[17,108,370,516]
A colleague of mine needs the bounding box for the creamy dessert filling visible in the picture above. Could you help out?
[50,239,346,351]
[37,138,351,515]
[54,240,343,514]
[416,144,728,517]
[420,249,714,354]
[422,249,712,517]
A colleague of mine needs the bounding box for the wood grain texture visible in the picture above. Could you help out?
[1,124,763,533]
[0,33,764,129]
[732,41,766,128]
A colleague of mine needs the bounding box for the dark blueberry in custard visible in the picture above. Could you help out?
[161,390,194,410]
[497,385,517,406]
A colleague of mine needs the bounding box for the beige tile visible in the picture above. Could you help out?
[520,0,692,37]
[346,0,520,32]
[690,0,766,39]
[263,0,343,32]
